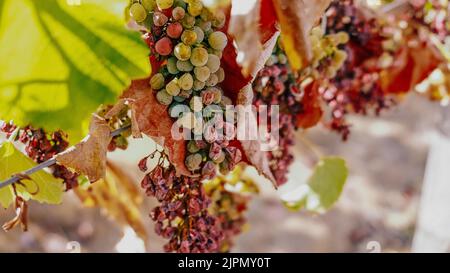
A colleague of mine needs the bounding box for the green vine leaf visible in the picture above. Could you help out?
[0,0,150,142]
[283,157,348,213]
[0,142,64,209]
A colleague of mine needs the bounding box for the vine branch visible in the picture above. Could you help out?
[0,125,131,190]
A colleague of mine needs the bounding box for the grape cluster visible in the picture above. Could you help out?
[204,167,257,252]
[321,0,395,140]
[253,42,303,186]
[0,122,79,190]
[409,0,449,41]
[140,153,224,253]
[130,0,241,178]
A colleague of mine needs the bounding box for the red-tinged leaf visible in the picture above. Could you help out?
[296,81,323,129]
[228,0,280,78]
[220,35,253,103]
[380,41,442,94]
[56,115,112,182]
[120,79,191,177]
[272,0,332,70]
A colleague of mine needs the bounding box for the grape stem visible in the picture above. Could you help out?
[0,125,131,190]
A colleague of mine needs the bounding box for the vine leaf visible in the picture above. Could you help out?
[380,40,442,94]
[75,161,147,242]
[120,79,191,177]
[272,0,332,70]
[0,142,64,209]
[56,115,112,182]
[283,157,348,212]
[296,81,323,129]
[0,0,150,142]
[228,0,280,78]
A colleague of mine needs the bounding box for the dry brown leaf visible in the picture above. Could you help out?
[120,79,191,177]
[56,115,112,182]
[273,0,332,70]
[75,161,147,242]
[228,0,280,78]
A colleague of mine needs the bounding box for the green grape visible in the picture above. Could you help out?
[211,87,222,104]
[176,60,193,72]
[193,79,205,91]
[278,54,287,64]
[174,0,187,9]
[266,55,278,66]
[156,89,173,105]
[185,153,202,171]
[206,54,220,73]
[156,0,173,10]
[193,26,204,43]
[190,47,209,67]
[181,30,198,45]
[173,96,186,102]
[196,20,212,32]
[187,140,200,153]
[194,66,210,82]
[179,73,194,90]
[167,57,179,74]
[187,0,203,16]
[172,6,185,20]
[208,31,227,51]
[189,96,203,112]
[174,43,192,61]
[206,73,218,87]
[142,0,157,11]
[200,7,212,21]
[166,78,181,96]
[150,73,165,90]
[130,3,147,23]
[212,10,225,28]
[208,48,223,59]
[182,14,196,29]
[215,67,225,83]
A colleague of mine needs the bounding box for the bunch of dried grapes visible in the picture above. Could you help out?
[321,0,396,140]
[0,122,79,190]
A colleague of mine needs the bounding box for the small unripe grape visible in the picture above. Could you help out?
[187,1,203,16]
[142,0,157,11]
[197,20,211,32]
[187,140,200,153]
[192,26,204,43]
[194,66,210,82]
[185,153,202,171]
[190,47,209,67]
[208,48,223,59]
[166,78,181,96]
[174,43,192,61]
[206,54,220,73]
[211,87,222,103]
[212,11,226,28]
[206,73,218,87]
[173,96,186,102]
[278,53,287,64]
[156,90,173,105]
[172,6,185,20]
[150,73,165,90]
[167,57,179,74]
[155,37,173,56]
[176,60,193,72]
[208,31,228,51]
[153,12,168,27]
[156,0,173,10]
[189,96,203,112]
[182,14,196,29]
[167,22,183,39]
[193,80,205,91]
[179,73,194,90]
[181,30,198,46]
[215,67,225,83]
[130,3,147,23]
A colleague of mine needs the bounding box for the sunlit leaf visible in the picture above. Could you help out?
[0,0,150,142]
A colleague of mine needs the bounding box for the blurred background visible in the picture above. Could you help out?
[0,93,444,253]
